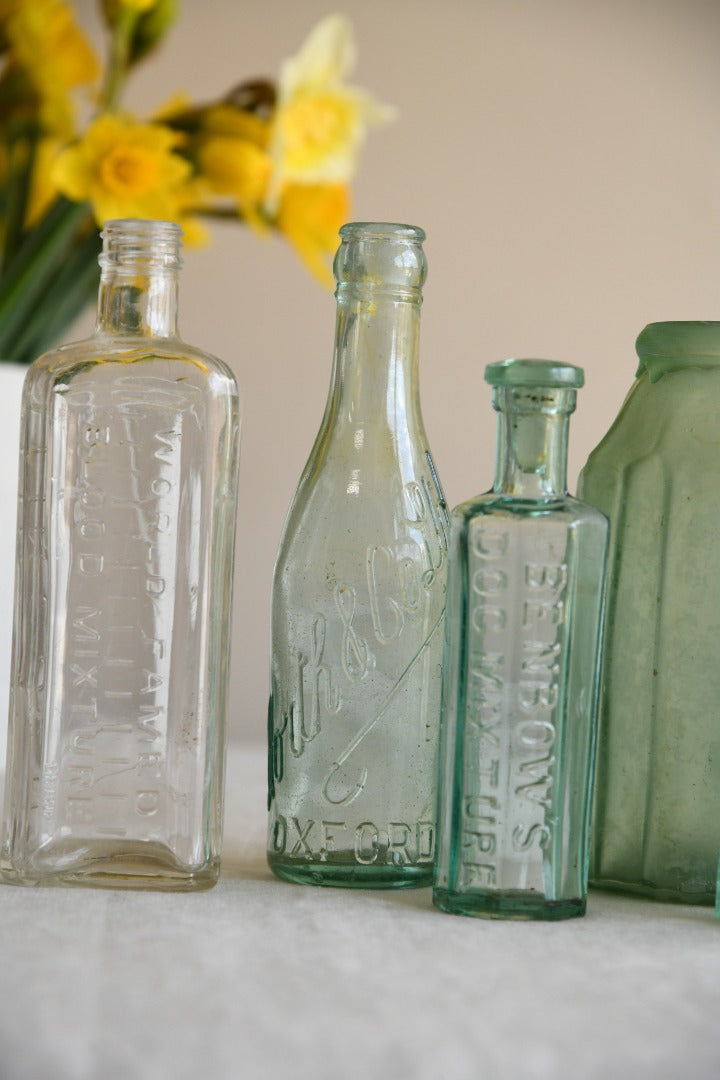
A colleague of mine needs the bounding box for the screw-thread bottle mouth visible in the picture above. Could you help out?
[334,221,427,298]
[99,218,183,275]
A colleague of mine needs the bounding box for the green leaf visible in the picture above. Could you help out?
[0,198,94,360]
[9,226,101,365]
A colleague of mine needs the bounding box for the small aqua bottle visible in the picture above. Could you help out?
[433,359,608,920]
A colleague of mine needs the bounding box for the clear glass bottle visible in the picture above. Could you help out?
[267,222,449,888]
[1,218,241,890]
[579,322,720,904]
[433,359,608,919]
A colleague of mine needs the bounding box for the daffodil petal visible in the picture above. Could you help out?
[276,182,349,287]
[280,14,355,97]
[5,0,99,137]
[198,136,271,207]
[51,112,199,233]
[267,14,396,199]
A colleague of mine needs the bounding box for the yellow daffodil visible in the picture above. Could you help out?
[269,14,395,197]
[51,112,197,227]
[0,6,392,365]
[197,136,272,222]
[197,104,270,149]
[156,97,271,151]
[276,182,349,287]
[157,97,276,226]
[5,0,98,136]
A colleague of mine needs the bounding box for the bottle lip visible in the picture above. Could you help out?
[100,218,183,271]
[485,358,585,389]
[102,218,183,242]
[334,221,427,294]
[339,221,426,243]
[635,321,720,382]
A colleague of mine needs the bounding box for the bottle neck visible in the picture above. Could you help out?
[96,267,179,338]
[95,219,182,339]
[493,386,575,498]
[329,288,423,430]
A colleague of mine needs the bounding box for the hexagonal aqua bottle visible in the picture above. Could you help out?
[433,359,608,919]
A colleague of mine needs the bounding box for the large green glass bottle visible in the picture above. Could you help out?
[579,322,720,904]
[433,360,608,920]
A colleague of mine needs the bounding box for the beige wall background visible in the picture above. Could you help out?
[75,0,720,743]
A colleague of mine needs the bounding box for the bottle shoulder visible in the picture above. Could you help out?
[448,493,608,557]
[452,490,607,526]
[26,334,240,404]
[32,333,236,381]
[584,366,720,474]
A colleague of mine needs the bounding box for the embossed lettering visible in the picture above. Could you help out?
[334,583,372,681]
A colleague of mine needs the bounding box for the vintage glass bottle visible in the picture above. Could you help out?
[1,219,241,890]
[579,322,720,904]
[267,222,449,888]
[433,360,608,919]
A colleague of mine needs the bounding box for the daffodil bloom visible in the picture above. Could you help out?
[269,14,395,196]
[51,112,197,227]
[156,97,271,150]
[0,6,391,367]
[197,136,272,222]
[4,0,98,136]
[276,182,349,287]
[197,104,270,149]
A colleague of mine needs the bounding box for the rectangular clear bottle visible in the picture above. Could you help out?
[433,360,607,919]
[1,219,241,890]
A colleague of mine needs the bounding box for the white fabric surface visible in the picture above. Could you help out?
[0,743,719,1080]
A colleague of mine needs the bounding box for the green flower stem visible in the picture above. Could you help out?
[100,8,137,111]
[0,197,93,362]
[1,128,38,272]
[9,225,101,365]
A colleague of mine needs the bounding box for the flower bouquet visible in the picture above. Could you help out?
[0,0,394,365]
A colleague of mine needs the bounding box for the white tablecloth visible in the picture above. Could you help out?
[0,744,718,1080]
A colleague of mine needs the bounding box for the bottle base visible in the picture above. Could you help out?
[432,888,586,921]
[1,843,220,892]
[268,855,432,890]
[589,876,714,906]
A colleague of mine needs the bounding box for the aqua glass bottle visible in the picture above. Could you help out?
[1,219,241,890]
[433,359,608,920]
[580,322,720,904]
[267,222,449,888]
